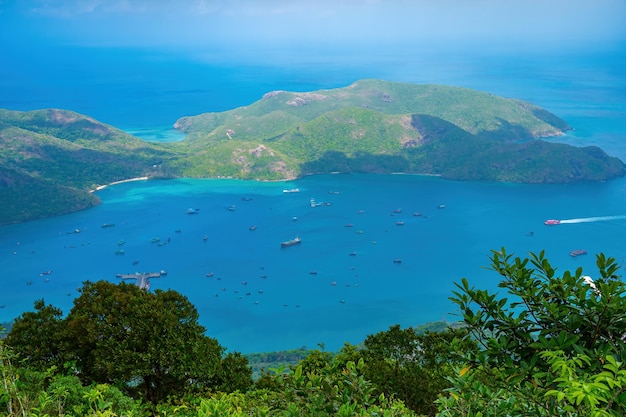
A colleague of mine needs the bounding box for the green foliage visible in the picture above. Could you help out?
[248,359,417,416]
[0,109,178,224]
[5,300,65,372]
[441,249,626,416]
[1,329,146,417]
[245,346,313,379]
[5,281,253,408]
[62,281,230,404]
[358,324,477,416]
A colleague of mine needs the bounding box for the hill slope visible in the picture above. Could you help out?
[0,109,178,224]
[172,79,624,182]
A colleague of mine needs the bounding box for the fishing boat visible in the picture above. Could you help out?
[280,236,301,247]
[544,219,561,225]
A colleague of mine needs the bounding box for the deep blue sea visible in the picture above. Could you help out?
[1,44,625,353]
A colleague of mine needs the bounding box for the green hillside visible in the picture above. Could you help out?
[0,109,179,224]
[1,80,624,224]
[172,79,623,181]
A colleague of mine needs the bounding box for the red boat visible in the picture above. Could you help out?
[544,219,561,225]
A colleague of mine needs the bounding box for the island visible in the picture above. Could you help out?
[1,79,624,224]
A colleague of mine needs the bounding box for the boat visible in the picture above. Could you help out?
[280,236,302,247]
[249,225,257,231]
[115,249,125,255]
[396,221,405,226]
[544,219,561,225]
[570,249,587,257]
[101,223,115,228]
[227,205,236,211]
[438,204,446,209]
[283,188,300,193]
[186,208,200,214]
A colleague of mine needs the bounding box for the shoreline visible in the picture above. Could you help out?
[91,176,149,192]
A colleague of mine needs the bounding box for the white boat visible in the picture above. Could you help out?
[280,236,302,247]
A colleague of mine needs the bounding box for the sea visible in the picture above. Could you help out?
[1,42,625,353]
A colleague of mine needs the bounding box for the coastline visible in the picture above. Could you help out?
[91,176,149,192]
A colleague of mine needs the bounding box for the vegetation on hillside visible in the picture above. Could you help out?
[0,109,180,225]
[2,250,625,416]
[1,80,625,224]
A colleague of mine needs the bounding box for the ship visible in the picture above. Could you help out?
[570,249,587,257]
[544,219,561,225]
[280,236,301,247]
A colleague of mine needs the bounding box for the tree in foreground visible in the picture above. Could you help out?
[438,249,626,416]
[360,324,476,416]
[6,280,253,406]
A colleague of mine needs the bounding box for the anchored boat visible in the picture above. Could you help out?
[280,236,301,247]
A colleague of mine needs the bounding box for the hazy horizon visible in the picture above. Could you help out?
[2,0,625,60]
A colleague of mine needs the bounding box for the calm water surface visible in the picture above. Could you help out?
[1,45,625,353]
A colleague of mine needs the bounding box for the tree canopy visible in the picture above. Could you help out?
[5,280,253,405]
[439,249,626,416]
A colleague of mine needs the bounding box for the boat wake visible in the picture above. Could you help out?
[559,215,626,224]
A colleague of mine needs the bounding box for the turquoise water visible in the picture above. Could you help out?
[2,174,626,353]
[1,45,625,353]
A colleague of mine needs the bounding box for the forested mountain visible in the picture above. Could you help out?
[1,80,624,224]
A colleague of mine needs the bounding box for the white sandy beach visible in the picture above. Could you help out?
[91,177,149,192]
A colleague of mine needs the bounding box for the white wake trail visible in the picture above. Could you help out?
[559,215,626,224]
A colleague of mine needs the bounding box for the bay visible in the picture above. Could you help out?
[1,44,625,353]
[2,173,625,353]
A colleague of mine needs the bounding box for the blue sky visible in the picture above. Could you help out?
[2,0,626,52]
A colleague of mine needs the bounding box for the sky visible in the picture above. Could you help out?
[1,0,626,53]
